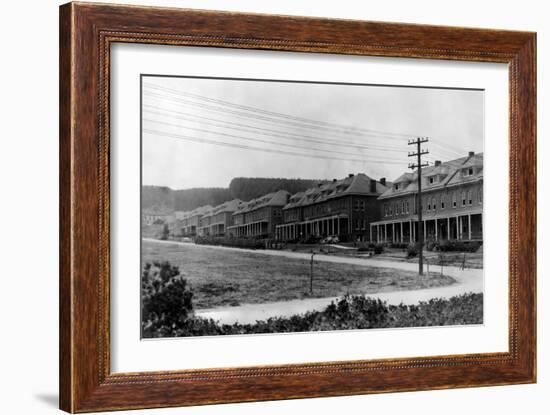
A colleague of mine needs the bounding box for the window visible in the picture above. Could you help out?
[462,191,466,206]
[452,192,457,208]
[479,187,483,204]
[432,197,437,211]
[468,190,473,205]
[394,183,399,190]
[406,201,409,213]
[441,195,446,209]
[427,198,431,211]
[429,176,435,184]
[384,203,388,217]
[402,201,405,214]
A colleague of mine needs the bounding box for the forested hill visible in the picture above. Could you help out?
[142,178,326,212]
[228,177,324,202]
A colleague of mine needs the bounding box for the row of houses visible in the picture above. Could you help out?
[155,151,483,243]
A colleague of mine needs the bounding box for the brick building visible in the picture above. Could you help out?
[370,152,483,244]
[276,173,389,242]
[196,199,242,236]
[180,205,212,236]
[227,190,290,238]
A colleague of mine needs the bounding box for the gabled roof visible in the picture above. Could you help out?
[211,199,243,215]
[233,190,290,215]
[187,205,212,218]
[283,173,389,210]
[379,152,483,200]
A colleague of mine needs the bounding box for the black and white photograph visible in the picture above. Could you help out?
[140,75,484,338]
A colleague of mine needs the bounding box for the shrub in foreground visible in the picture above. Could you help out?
[143,292,483,338]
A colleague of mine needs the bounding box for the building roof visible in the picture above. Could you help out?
[379,152,483,200]
[233,190,291,215]
[283,173,389,210]
[201,199,243,218]
[186,205,212,218]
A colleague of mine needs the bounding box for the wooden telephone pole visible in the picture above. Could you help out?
[408,137,429,275]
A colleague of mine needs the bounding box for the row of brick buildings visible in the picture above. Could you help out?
[167,152,483,244]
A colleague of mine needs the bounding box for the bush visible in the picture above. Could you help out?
[373,243,384,254]
[148,293,483,337]
[438,240,482,252]
[406,242,418,258]
[141,261,194,337]
[426,240,437,251]
[389,242,409,249]
[195,235,267,250]
[159,224,170,240]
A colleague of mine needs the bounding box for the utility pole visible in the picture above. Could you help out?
[408,137,429,275]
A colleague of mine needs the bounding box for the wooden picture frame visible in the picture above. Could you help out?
[59,2,536,412]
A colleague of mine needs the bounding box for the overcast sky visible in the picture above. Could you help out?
[142,75,483,189]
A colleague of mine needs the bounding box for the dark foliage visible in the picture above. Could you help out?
[143,290,483,338]
[142,178,327,212]
[228,177,327,202]
[407,242,419,257]
[141,261,194,337]
[195,235,268,249]
[437,240,482,252]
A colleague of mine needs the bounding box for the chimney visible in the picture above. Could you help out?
[468,151,475,157]
[348,173,354,178]
[332,178,337,182]
[435,160,442,166]
[380,177,386,186]
[369,179,377,193]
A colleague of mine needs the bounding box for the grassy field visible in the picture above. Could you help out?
[142,240,456,309]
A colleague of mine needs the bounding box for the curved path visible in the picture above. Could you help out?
[144,238,483,324]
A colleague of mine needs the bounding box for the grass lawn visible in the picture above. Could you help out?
[142,240,456,309]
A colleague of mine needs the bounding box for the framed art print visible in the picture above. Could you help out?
[59,2,536,412]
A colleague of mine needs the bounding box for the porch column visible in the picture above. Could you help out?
[447,217,450,240]
[400,222,404,243]
[370,225,373,242]
[468,214,472,240]
[409,220,413,243]
[423,220,426,240]
[456,217,459,240]
[435,219,438,240]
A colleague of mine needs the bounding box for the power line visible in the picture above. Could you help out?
[143,83,413,138]
[143,91,409,142]
[143,105,407,153]
[144,118,409,162]
[142,128,408,166]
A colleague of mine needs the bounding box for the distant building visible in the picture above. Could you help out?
[370,152,483,244]
[181,205,212,236]
[197,199,243,236]
[142,206,174,226]
[276,173,390,242]
[228,190,290,238]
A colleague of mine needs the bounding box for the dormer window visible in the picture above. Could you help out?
[464,167,474,176]
[428,176,435,184]
[394,183,399,190]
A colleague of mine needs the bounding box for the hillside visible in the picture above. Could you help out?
[142,178,327,212]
